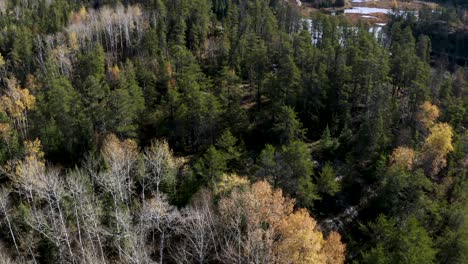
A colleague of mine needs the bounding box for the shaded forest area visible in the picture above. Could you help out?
[0,0,466,263]
[408,4,468,68]
[302,0,346,8]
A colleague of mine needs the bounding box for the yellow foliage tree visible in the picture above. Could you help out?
[218,180,345,263]
[100,134,139,203]
[24,138,45,160]
[25,74,40,92]
[276,208,325,264]
[102,134,139,170]
[218,181,294,262]
[214,173,249,196]
[0,78,36,138]
[417,101,440,131]
[0,122,11,142]
[0,52,4,67]
[68,31,79,50]
[110,65,121,80]
[421,123,454,176]
[5,139,47,200]
[322,231,346,264]
[70,6,88,24]
[390,146,416,170]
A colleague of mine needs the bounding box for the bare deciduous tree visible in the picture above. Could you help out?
[140,193,180,264]
[143,139,176,197]
[171,190,219,264]
[95,134,139,262]
[0,187,20,256]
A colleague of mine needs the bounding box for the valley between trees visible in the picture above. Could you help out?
[0,0,466,263]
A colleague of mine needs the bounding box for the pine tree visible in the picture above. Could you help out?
[194,145,227,186]
[36,77,88,162]
[273,105,306,144]
[317,162,340,196]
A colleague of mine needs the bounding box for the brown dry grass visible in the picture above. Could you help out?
[344,12,389,24]
[344,0,439,25]
[352,0,438,10]
[295,0,439,26]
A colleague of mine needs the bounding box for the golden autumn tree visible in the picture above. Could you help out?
[99,134,141,261]
[322,231,346,264]
[390,146,417,170]
[214,173,249,196]
[70,6,88,25]
[421,123,454,176]
[218,180,345,264]
[100,134,140,203]
[4,139,47,202]
[218,180,293,263]
[416,101,440,132]
[391,102,454,177]
[0,122,11,142]
[109,65,121,81]
[276,208,325,264]
[0,52,4,67]
[0,78,36,139]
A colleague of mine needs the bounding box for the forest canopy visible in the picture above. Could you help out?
[0,0,466,263]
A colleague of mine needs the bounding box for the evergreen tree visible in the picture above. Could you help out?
[215,129,242,168]
[362,215,436,264]
[273,105,306,144]
[194,145,227,186]
[35,77,88,162]
[317,162,340,196]
[108,62,145,137]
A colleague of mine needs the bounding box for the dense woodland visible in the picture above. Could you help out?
[303,0,346,8]
[0,0,466,263]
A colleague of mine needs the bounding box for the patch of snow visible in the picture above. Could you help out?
[344,7,391,14]
[361,15,378,19]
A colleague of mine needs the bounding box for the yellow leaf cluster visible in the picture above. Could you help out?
[390,146,416,170]
[165,62,176,89]
[249,181,295,226]
[12,139,46,188]
[79,6,87,18]
[276,208,325,264]
[322,232,346,264]
[0,79,36,120]
[131,6,142,17]
[71,6,88,24]
[424,123,454,153]
[102,134,139,165]
[222,180,294,227]
[0,52,4,67]
[0,122,10,133]
[0,122,10,141]
[24,139,45,160]
[417,101,440,130]
[422,123,454,175]
[390,122,454,177]
[110,65,121,80]
[67,31,79,51]
[25,74,40,92]
[214,173,249,196]
[218,181,346,263]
